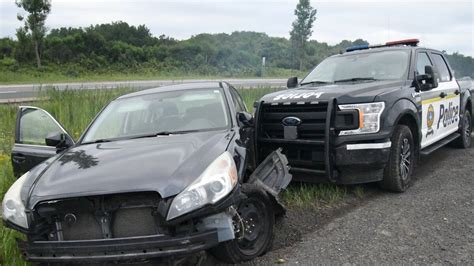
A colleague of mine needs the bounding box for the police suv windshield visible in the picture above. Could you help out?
[82,88,229,143]
[301,50,410,84]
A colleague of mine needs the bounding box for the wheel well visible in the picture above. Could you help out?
[397,114,420,152]
[466,99,472,115]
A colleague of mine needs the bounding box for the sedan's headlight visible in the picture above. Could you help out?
[339,102,385,135]
[167,152,238,221]
[1,172,29,229]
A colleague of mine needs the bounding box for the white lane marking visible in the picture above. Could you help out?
[0,91,17,94]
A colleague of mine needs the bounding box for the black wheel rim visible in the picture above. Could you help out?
[235,199,267,255]
[400,138,411,181]
[463,115,471,145]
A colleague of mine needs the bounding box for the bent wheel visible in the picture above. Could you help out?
[209,184,274,263]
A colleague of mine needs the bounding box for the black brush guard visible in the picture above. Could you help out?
[255,99,336,182]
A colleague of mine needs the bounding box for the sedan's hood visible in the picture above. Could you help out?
[260,80,405,104]
[25,131,233,209]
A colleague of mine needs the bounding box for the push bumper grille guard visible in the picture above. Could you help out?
[255,99,336,182]
[18,229,219,262]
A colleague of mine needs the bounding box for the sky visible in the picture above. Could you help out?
[0,0,473,56]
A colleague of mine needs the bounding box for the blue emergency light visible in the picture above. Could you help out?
[345,39,420,53]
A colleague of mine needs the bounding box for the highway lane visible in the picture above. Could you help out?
[0,78,287,103]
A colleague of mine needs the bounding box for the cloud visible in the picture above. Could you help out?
[0,0,472,55]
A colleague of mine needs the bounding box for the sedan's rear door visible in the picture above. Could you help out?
[11,106,74,177]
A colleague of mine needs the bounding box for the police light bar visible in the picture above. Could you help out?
[346,39,420,52]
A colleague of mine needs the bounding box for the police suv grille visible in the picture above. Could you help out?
[260,103,328,141]
[258,102,330,174]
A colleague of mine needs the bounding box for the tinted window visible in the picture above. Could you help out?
[431,54,451,82]
[416,52,432,75]
[229,87,246,112]
[19,108,65,145]
[301,50,410,83]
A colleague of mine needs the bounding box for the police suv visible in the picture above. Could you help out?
[254,39,472,192]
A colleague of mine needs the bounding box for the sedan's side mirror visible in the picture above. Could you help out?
[287,77,298,88]
[237,112,254,127]
[415,65,439,91]
[46,132,73,150]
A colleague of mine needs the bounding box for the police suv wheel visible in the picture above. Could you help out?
[454,110,472,148]
[379,125,415,192]
[209,184,274,263]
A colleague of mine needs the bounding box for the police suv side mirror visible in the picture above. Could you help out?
[237,111,254,127]
[287,77,298,88]
[415,65,439,92]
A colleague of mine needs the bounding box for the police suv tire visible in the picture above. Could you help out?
[379,125,415,192]
[209,184,275,263]
[453,110,472,149]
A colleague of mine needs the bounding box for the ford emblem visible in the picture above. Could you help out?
[282,116,302,126]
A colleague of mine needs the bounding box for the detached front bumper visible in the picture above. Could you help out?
[334,141,392,184]
[18,229,219,263]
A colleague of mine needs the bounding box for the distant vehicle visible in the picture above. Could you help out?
[255,39,472,192]
[2,82,291,264]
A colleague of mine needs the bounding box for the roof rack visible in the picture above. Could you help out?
[346,39,419,52]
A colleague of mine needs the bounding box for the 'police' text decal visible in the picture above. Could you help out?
[273,92,325,101]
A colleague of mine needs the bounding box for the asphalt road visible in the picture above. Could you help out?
[254,140,474,264]
[0,78,287,103]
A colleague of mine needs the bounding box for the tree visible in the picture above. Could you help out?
[16,0,51,68]
[290,0,317,70]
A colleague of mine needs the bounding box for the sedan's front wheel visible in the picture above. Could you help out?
[210,184,274,263]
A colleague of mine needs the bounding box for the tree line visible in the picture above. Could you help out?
[0,0,472,79]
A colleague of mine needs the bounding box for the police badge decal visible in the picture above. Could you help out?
[426,104,435,137]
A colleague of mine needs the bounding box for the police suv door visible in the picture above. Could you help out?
[418,51,460,148]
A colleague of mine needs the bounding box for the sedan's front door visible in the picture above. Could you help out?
[11,106,74,177]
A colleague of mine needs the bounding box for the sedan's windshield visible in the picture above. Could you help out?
[301,50,410,84]
[82,88,229,143]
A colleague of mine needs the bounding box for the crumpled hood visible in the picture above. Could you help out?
[25,130,233,209]
[260,80,405,104]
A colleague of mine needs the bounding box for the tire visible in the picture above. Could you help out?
[379,125,415,192]
[453,110,472,148]
[209,184,275,263]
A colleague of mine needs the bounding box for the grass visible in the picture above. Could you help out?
[0,87,360,265]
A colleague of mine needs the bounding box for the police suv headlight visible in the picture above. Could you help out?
[1,172,29,229]
[167,152,238,221]
[339,102,385,135]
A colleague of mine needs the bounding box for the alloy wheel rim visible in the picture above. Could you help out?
[400,138,411,181]
[463,115,471,145]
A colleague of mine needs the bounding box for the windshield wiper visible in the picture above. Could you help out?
[300,80,334,86]
[82,139,112,145]
[333,77,378,83]
[129,129,202,139]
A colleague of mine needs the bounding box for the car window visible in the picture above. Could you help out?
[19,108,65,145]
[229,87,247,112]
[82,88,230,143]
[416,52,432,75]
[431,53,451,82]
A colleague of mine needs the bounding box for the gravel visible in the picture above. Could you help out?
[247,141,474,265]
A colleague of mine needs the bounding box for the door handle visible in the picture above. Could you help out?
[439,92,447,98]
[12,154,26,164]
[454,90,460,95]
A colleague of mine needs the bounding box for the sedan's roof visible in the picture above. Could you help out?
[118,82,223,99]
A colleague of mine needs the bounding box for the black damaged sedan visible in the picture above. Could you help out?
[1,82,291,264]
